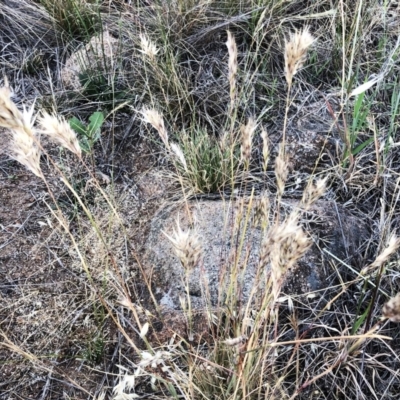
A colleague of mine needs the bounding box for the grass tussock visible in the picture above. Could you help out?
[1,0,400,399]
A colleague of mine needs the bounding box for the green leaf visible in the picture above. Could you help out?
[351,136,374,156]
[351,303,371,335]
[87,111,104,140]
[69,117,87,136]
[78,136,91,153]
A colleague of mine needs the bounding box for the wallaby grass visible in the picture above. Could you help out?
[1,0,400,399]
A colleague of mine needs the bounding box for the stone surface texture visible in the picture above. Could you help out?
[61,30,119,90]
[144,197,369,312]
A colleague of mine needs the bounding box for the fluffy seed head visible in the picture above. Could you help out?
[164,218,202,270]
[138,350,172,369]
[0,81,24,130]
[253,195,270,229]
[260,213,311,301]
[362,235,400,275]
[275,146,289,198]
[141,107,169,148]
[284,27,315,86]
[382,293,400,323]
[222,335,248,347]
[10,131,43,178]
[139,34,159,60]
[38,112,82,157]
[170,142,188,172]
[240,116,257,167]
[261,127,269,172]
[302,177,327,209]
[226,30,238,108]
[0,78,43,178]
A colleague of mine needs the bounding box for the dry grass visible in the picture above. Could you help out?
[1,0,400,399]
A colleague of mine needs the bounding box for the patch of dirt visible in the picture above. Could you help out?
[0,139,170,398]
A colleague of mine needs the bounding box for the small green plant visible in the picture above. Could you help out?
[79,71,129,108]
[81,333,106,365]
[69,111,105,153]
[339,85,375,168]
[176,129,240,194]
[388,81,400,142]
[37,0,101,40]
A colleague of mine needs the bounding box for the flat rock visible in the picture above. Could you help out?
[144,197,369,312]
[61,30,119,90]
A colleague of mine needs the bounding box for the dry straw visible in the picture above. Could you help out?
[284,27,315,88]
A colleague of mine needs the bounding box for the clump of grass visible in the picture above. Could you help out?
[37,0,101,40]
[4,2,400,398]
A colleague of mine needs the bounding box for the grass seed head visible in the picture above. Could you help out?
[382,293,400,323]
[284,27,315,87]
[141,107,169,148]
[170,142,188,172]
[0,80,24,130]
[38,111,82,157]
[240,116,257,167]
[362,235,400,275]
[275,145,289,198]
[226,30,238,107]
[0,79,43,178]
[253,195,270,229]
[261,127,269,172]
[302,177,327,209]
[139,33,159,60]
[164,218,202,270]
[260,214,311,300]
[10,131,43,178]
